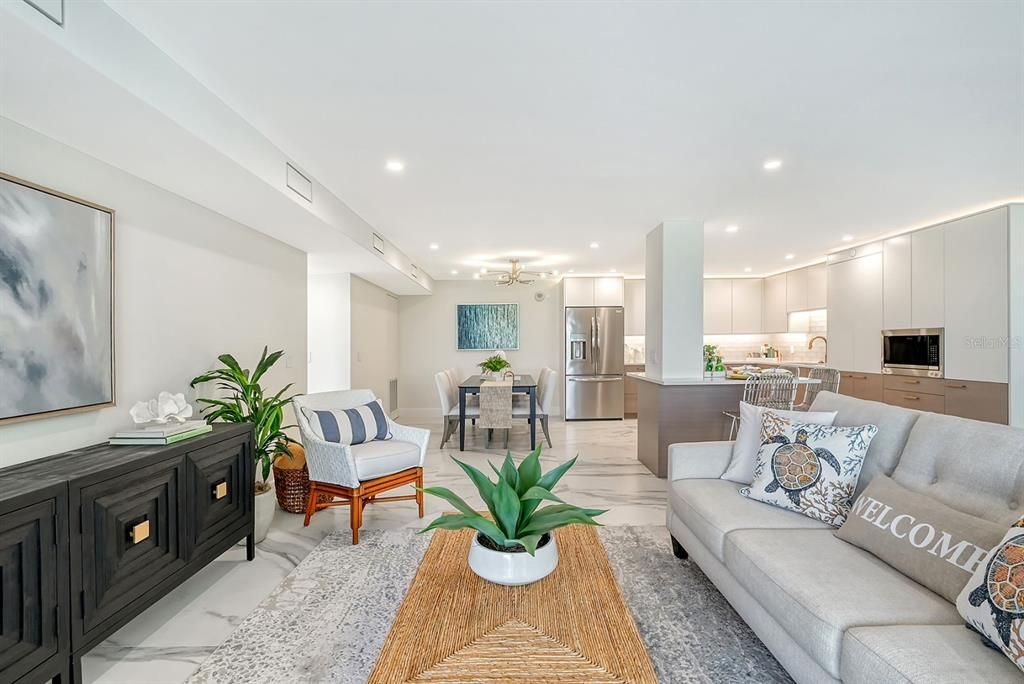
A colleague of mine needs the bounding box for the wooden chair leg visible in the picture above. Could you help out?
[542,416,553,447]
[416,469,424,518]
[439,418,450,448]
[351,489,363,545]
[303,483,317,526]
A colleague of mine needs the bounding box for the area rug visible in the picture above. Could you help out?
[187,526,793,683]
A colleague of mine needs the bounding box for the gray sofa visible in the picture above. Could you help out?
[667,391,1024,683]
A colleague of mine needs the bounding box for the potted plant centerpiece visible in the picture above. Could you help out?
[190,347,296,544]
[478,353,511,380]
[420,447,605,586]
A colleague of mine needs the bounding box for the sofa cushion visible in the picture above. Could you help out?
[669,479,829,562]
[724,528,961,678]
[893,412,1024,526]
[351,440,420,480]
[808,391,920,497]
[841,625,1024,684]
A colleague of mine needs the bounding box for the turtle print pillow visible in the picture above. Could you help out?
[741,420,878,527]
[956,515,1024,674]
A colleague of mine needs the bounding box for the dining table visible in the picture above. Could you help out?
[458,374,537,451]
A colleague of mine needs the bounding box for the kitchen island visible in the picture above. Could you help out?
[630,372,820,477]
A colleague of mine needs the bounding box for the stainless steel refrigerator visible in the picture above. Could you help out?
[564,307,625,420]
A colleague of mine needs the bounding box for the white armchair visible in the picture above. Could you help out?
[294,389,430,544]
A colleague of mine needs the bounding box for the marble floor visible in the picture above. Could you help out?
[82,417,666,683]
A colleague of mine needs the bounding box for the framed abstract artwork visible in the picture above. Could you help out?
[0,173,115,424]
[456,303,519,350]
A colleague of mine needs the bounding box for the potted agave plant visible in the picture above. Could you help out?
[190,347,296,544]
[420,446,605,586]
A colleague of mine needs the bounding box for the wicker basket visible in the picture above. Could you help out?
[272,443,332,513]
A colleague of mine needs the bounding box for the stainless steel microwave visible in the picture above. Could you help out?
[881,328,943,378]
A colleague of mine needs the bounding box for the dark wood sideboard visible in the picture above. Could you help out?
[0,424,254,684]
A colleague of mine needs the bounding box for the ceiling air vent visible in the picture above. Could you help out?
[285,163,312,202]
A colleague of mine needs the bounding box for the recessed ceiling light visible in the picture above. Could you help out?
[552,269,559,275]
[763,159,783,171]
[473,273,480,279]
[725,224,739,233]
[385,159,405,173]
[450,269,458,275]
[568,269,575,273]
[480,267,487,274]
[842,234,854,242]
[744,267,753,273]
[589,242,600,249]
[541,273,547,278]
[609,268,617,273]
[784,253,795,260]
[429,242,439,250]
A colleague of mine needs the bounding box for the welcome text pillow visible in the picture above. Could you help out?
[741,420,877,526]
[837,476,1005,603]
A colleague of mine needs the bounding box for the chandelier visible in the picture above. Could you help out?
[479,259,553,286]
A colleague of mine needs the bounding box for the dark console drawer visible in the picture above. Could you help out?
[0,499,60,682]
[75,458,187,642]
[187,435,253,559]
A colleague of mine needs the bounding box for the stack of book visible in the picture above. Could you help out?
[109,420,212,446]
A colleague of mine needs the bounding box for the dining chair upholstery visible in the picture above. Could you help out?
[295,389,430,543]
[513,367,556,447]
[435,371,479,448]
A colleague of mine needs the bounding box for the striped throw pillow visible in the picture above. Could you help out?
[301,400,392,445]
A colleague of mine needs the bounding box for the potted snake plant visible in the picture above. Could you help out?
[420,446,605,585]
[190,347,296,544]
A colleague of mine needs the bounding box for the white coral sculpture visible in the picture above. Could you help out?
[129,392,194,424]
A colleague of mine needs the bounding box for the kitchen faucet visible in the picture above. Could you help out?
[808,335,827,362]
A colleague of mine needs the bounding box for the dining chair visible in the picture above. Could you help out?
[294,389,430,544]
[435,371,480,448]
[723,374,798,440]
[794,367,841,410]
[446,368,478,422]
[478,379,513,449]
[513,367,556,447]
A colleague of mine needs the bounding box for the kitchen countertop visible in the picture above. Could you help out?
[627,372,821,386]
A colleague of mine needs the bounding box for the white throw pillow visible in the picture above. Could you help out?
[956,515,1024,674]
[741,421,878,527]
[720,402,838,484]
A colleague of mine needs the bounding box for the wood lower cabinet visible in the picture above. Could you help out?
[942,379,1009,424]
[624,365,644,417]
[883,389,945,413]
[837,371,884,402]
[0,424,253,684]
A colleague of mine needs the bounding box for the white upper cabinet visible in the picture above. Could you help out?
[911,226,944,328]
[786,268,808,312]
[563,277,595,306]
[828,252,883,373]
[594,277,625,306]
[883,235,912,329]
[624,279,645,335]
[944,208,1008,382]
[806,263,828,310]
[732,278,764,333]
[703,279,733,334]
[763,273,788,332]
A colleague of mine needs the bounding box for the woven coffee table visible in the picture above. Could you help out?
[369,524,657,683]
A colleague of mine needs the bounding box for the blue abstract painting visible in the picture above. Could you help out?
[457,303,519,350]
[0,175,114,423]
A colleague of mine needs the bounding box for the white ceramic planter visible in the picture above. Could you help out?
[468,533,558,586]
[253,486,276,544]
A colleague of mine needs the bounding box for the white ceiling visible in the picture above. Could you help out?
[107,0,1023,278]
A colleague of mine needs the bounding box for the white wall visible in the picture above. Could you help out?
[307,272,351,393]
[350,275,399,412]
[0,119,307,466]
[398,279,563,419]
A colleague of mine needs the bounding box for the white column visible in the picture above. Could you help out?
[645,220,704,381]
[1010,203,1024,428]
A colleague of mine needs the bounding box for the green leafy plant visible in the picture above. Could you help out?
[190,347,296,492]
[419,446,605,555]
[478,354,511,373]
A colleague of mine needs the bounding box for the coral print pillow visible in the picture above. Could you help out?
[957,516,1024,674]
[741,419,878,527]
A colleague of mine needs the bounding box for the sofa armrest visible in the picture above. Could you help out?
[667,441,735,481]
[390,420,431,467]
